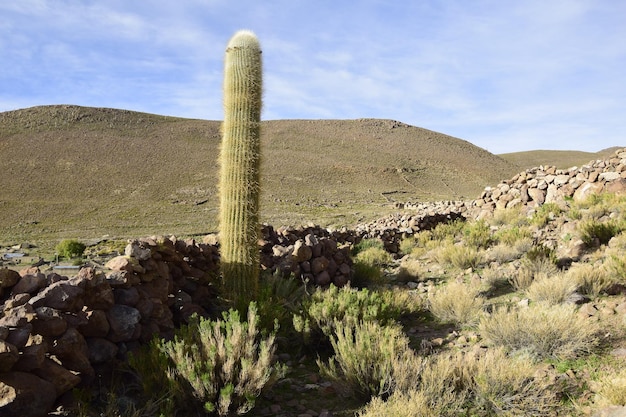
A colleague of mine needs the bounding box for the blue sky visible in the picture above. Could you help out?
[1,0,624,154]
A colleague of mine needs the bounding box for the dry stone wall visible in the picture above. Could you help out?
[0,230,355,416]
[354,148,626,251]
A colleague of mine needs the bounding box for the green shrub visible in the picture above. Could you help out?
[494,225,533,246]
[479,303,600,361]
[351,260,384,287]
[317,320,423,400]
[256,271,306,336]
[55,239,86,259]
[294,284,421,344]
[355,246,393,267]
[490,206,529,227]
[351,238,385,256]
[579,219,621,246]
[463,219,492,249]
[130,303,284,416]
[430,219,465,241]
[531,203,562,227]
[398,236,419,255]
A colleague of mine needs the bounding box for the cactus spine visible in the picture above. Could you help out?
[219,30,263,310]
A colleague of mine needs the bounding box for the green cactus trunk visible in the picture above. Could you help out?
[219,30,263,311]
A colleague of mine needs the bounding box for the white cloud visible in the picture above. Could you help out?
[1,0,624,152]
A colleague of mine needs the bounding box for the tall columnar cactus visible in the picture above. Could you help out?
[219,30,263,310]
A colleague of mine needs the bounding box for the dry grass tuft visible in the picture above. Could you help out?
[566,262,619,297]
[593,367,626,407]
[479,303,600,360]
[428,280,485,326]
[525,272,578,305]
[510,257,559,291]
[433,243,485,270]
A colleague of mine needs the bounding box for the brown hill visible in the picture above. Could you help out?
[0,105,519,244]
[498,148,621,170]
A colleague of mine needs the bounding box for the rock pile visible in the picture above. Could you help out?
[473,148,626,216]
[259,224,355,287]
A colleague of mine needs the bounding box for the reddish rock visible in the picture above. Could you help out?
[314,271,331,286]
[15,273,48,296]
[78,309,110,338]
[0,268,20,289]
[33,357,82,396]
[311,256,330,275]
[13,336,46,372]
[86,338,119,364]
[0,371,56,417]
[292,240,312,262]
[0,304,36,327]
[29,280,85,311]
[0,339,19,372]
[32,306,68,337]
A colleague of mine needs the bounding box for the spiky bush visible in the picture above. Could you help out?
[427,280,485,326]
[430,218,466,241]
[351,238,385,256]
[479,303,600,360]
[130,303,284,416]
[490,206,529,227]
[357,390,443,417]
[354,246,393,267]
[485,243,525,263]
[317,320,423,400]
[494,225,533,246]
[470,348,562,416]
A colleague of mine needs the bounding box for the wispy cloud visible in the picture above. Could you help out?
[1,0,624,153]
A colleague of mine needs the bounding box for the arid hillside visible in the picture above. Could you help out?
[499,148,621,170]
[0,104,596,244]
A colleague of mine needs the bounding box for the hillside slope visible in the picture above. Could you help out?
[1,105,519,242]
[499,149,622,170]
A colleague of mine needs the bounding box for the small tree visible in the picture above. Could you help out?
[55,239,86,259]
